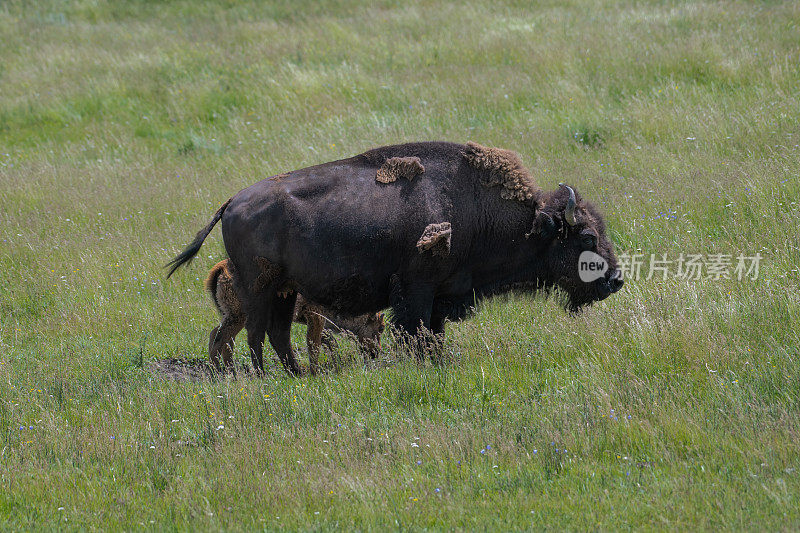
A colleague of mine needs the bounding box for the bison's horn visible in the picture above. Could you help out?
[560,183,577,226]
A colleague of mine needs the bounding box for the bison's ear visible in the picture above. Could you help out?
[525,212,556,241]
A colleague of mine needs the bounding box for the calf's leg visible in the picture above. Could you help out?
[305,312,324,376]
[209,313,244,372]
[320,330,337,351]
[209,326,222,370]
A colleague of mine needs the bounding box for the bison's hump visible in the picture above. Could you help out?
[461,141,540,204]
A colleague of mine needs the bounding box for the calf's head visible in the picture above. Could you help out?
[347,312,385,359]
[527,184,623,310]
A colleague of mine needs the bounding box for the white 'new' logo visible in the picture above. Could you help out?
[578,251,608,282]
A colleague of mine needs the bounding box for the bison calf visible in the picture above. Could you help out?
[206,260,384,375]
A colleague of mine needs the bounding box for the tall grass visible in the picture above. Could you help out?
[1,0,799,529]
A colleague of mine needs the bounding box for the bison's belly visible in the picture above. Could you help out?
[296,271,392,316]
[281,231,400,315]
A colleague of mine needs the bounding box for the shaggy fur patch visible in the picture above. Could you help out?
[461,141,540,204]
[376,156,425,183]
[252,256,282,292]
[416,222,452,257]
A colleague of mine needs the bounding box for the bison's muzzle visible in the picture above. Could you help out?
[597,269,624,299]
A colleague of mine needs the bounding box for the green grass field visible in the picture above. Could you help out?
[1,0,799,530]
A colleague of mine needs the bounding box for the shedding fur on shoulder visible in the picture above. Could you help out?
[416,222,452,257]
[462,141,541,204]
[376,156,425,183]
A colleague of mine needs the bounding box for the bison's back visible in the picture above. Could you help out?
[224,142,470,251]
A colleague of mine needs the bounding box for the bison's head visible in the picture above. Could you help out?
[527,184,623,311]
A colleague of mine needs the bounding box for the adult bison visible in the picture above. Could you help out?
[168,141,623,375]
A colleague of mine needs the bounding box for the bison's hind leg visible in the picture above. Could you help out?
[243,290,299,377]
[244,306,267,376]
[233,257,302,377]
[266,290,302,376]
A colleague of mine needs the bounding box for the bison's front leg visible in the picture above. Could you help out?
[429,312,446,337]
[427,312,449,365]
[389,274,435,361]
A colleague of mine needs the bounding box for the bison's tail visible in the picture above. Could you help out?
[166,199,231,278]
[204,260,230,312]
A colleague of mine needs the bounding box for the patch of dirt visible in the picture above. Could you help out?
[147,353,404,381]
[147,358,255,381]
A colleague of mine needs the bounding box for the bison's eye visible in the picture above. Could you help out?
[580,230,597,250]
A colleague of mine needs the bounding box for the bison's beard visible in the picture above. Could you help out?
[559,276,621,314]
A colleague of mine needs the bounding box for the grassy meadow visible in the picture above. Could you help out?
[1,0,799,529]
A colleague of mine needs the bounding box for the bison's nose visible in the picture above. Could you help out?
[608,269,624,293]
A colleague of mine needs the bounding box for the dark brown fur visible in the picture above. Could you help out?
[416,222,452,257]
[206,260,384,374]
[167,141,622,375]
[375,156,425,183]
